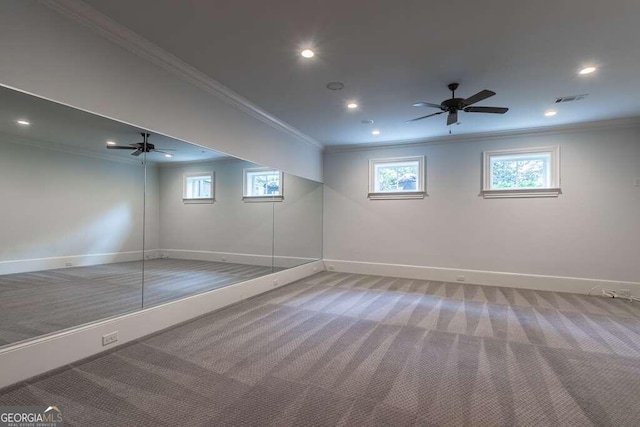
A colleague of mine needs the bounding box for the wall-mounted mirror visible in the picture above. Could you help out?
[148,149,277,307]
[0,84,323,348]
[0,85,146,346]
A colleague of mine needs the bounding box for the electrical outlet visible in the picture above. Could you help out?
[620,288,631,297]
[327,265,335,271]
[65,261,73,267]
[102,331,118,346]
[272,279,279,287]
[221,256,227,262]
[456,275,465,282]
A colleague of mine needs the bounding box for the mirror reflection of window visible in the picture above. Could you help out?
[243,167,283,200]
[183,172,214,201]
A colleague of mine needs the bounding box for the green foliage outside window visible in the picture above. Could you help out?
[376,165,418,191]
[251,173,280,195]
[491,159,545,189]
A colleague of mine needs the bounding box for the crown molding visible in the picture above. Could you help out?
[325,116,640,153]
[40,0,324,151]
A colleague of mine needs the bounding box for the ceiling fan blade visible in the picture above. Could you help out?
[447,111,458,126]
[131,149,144,156]
[106,145,136,150]
[464,106,509,114]
[406,111,444,122]
[152,149,173,155]
[463,90,495,106]
[412,102,442,109]
[156,148,176,151]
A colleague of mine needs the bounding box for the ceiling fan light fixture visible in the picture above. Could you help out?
[165,154,172,158]
[372,130,380,135]
[347,102,358,109]
[106,141,116,145]
[16,120,30,126]
[544,110,557,117]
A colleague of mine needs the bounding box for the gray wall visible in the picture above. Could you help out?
[0,1,322,182]
[158,160,323,264]
[0,139,160,266]
[275,174,323,261]
[323,124,640,283]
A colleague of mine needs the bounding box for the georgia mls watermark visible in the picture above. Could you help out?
[0,406,63,427]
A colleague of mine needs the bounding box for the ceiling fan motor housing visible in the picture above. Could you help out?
[442,98,467,112]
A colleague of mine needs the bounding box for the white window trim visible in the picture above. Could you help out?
[368,156,426,200]
[482,146,561,199]
[183,171,214,204]
[242,167,284,202]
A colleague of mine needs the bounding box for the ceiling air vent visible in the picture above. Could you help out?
[555,94,588,103]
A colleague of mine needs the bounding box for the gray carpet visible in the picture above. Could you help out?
[2,271,640,426]
[0,259,278,346]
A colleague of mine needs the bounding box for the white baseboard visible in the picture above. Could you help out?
[0,260,324,389]
[0,250,161,276]
[323,259,640,296]
[162,249,318,269]
[0,249,318,276]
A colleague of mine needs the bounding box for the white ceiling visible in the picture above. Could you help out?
[80,0,640,146]
[0,85,226,163]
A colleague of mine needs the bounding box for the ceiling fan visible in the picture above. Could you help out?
[408,83,509,125]
[106,132,176,156]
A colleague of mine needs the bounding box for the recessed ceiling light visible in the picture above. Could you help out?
[106,141,116,145]
[579,66,597,75]
[301,49,314,58]
[545,110,557,117]
[372,130,380,135]
[16,120,30,126]
[347,102,358,109]
[165,154,172,158]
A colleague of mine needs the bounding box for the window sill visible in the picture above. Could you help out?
[481,188,562,199]
[368,191,426,200]
[183,198,214,204]
[242,195,284,202]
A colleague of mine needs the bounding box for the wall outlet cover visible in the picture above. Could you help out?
[102,331,118,346]
[456,275,465,282]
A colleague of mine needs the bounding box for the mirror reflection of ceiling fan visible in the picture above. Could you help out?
[106,132,176,156]
[408,83,509,125]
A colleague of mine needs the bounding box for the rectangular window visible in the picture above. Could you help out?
[368,156,426,200]
[482,146,561,198]
[243,167,284,201]
[183,172,214,203]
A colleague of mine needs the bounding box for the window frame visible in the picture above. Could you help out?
[481,146,561,199]
[242,167,284,202]
[182,171,215,204]
[368,155,426,200]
